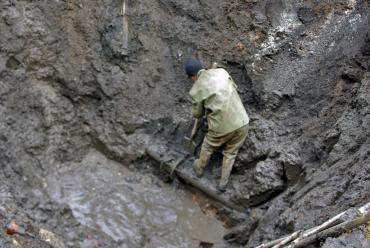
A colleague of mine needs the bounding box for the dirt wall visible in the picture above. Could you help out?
[0,0,369,247]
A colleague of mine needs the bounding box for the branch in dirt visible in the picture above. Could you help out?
[271,231,301,248]
[288,210,370,248]
[256,202,370,248]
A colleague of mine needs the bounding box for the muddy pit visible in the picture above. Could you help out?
[47,149,227,248]
[1,0,370,248]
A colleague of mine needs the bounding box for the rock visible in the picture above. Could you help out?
[0,56,7,74]
[263,90,283,110]
[232,159,285,207]
[102,21,129,57]
[237,116,278,167]
[297,7,316,24]
[277,149,303,185]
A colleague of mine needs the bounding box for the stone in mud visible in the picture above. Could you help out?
[277,149,303,185]
[297,7,316,24]
[232,159,285,207]
[262,90,283,110]
[237,116,278,167]
[102,21,129,58]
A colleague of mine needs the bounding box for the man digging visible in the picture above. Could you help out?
[185,58,249,192]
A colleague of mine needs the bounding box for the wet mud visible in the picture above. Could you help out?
[47,149,227,248]
[1,0,370,247]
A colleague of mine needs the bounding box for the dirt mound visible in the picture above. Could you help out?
[0,0,369,247]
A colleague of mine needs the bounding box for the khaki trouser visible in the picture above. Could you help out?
[197,125,248,186]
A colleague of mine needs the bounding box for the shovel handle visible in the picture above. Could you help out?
[190,118,199,139]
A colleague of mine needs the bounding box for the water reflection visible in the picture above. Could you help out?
[47,149,226,247]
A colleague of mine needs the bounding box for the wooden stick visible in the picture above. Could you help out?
[358,202,370,214]
[286,211,346,247]
[255,236,289,248]
[121,0,129,52]
[291,210,370,248]
[272,231,301,248]
[288,202,370,247]
[190,118,199,139]
[257,202,370,248]
[256,211,346,248]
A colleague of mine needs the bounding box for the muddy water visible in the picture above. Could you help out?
[47,149,227,247]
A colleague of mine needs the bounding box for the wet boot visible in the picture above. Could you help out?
[217,157,235,192]
[193,150,212,177]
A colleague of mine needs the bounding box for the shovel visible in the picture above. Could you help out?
[183,118,200,154]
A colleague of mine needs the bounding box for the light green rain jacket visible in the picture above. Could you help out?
[189,68,249,136]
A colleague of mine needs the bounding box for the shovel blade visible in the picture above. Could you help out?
[183,136,197,154]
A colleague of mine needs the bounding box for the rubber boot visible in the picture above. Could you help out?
[193,149,212,177]
[217,157,235,192]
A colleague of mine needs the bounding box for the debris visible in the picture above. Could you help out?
[6,220,20,236]
[256,202,370,248]
[12,239,22,248]
[199,241,214,248]
[39,228,66,248]
[121,0,129,53]
[235,41,246,51]
[289,210,370,248]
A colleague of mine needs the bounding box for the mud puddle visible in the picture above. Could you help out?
[46,149,227,247]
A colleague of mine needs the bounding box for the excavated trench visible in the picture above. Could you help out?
[1,0,370,248]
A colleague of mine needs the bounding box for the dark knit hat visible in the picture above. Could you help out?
[185,58,203,77]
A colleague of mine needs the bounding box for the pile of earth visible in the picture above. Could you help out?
[0,0,369,247]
